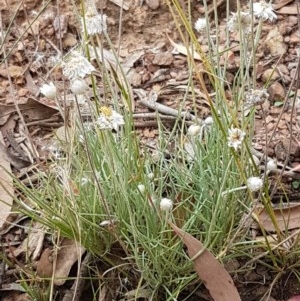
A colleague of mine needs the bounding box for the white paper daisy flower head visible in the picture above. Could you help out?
[227,11,252,34]
[82,8,107,36]
[40,82,57,99]
[227,126,246,151]
[62,51,95,80]
[253,1,277,22]
[160,198,173,211]
[245,88,269,108]
[247,177,263,192]
[96,106,125,131]
[195,18,207,33]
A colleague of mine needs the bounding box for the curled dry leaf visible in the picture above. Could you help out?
[169,222,241,301]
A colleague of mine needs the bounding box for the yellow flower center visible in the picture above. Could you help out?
[100,106,112,117]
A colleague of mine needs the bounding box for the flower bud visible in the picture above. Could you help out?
[160,198,173,211]
[247,177,263,192]
[40,82,57,99]
[267,159,277,171]
[70,78,89,95]
[137,184,146,194]
[188,124,201,137]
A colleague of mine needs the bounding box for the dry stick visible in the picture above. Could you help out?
[138,96,198,121]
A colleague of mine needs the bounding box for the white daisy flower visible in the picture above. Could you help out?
[82,11,107,35]
[70,78,89,95]
[160,198,173,211]
[62,52,95,80]
[40,82,57,99]
[227,127,246,151]
[227,11,252,33]
[253,1,277,22]
[96,106,125,131]
[194,18,207,32]
[247,177,263,192]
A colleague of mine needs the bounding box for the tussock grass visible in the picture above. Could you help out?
[2,0,298,299]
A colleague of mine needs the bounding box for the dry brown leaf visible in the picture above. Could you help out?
[36,238,86,285]
[169,222,241,301]
[0,133,13,229]
[0,98,59,127]
[253,203,300,232]
[276,5,298,14]
[53,238,86,285]
[166,34,202,61]
[11,222,45,260]
[273,0,294,9]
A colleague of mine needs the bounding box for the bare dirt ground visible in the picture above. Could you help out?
[2,0,300,300]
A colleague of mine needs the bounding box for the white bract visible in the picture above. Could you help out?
[40,82,57,99]
[253,1,277,21]
[227,127,246,151]
[96,106,125,131]
[227,12,252,33]
[62,52,95,80]
[82,11,107,35]
[247,177,263,192]
[70,78,89,95]
[194,18,206,32]
[160,198,173,211]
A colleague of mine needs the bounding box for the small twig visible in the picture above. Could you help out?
[135,90,198,122]
[133,112,177,119]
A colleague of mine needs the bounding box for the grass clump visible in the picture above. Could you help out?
[5,0,296,299]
